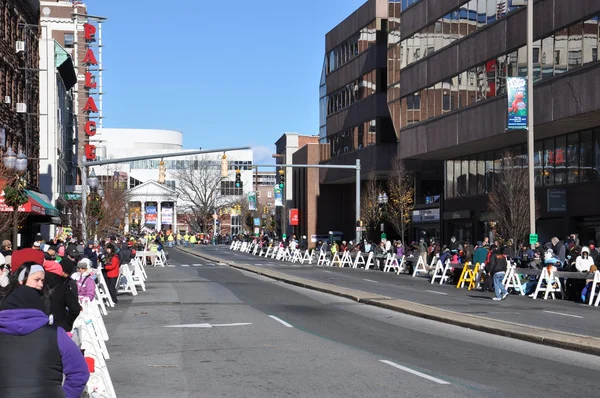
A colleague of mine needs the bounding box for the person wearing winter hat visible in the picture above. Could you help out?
[84,240,99,269]
[575,247,595,273]
[11,248,45,270]
[44,249,81,332]
[0,283,90,397]
[103,243,120,304]
[0,240,12,257]
[73,258,95,302]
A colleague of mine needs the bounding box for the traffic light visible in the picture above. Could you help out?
[278,169,285,189]
[221,155,228,178]
[235,169,242,189]
[263,206,268,214]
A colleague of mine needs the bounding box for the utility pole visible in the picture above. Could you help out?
[526,0,535,237]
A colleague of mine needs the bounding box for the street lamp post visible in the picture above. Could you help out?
[3,148,29,249]
[377,192,388,235]
[81,165,99,241]
[526,0,536,238]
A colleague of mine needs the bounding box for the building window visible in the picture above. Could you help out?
[442,93,450,111]
[231,215,242,235]
[267,190,272,198]
[64,33,74,48]
[407,93,420,109]
[165,180,176,189]
[533,47,540,63]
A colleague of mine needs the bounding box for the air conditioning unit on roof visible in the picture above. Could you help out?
[16,103,27,113]
[3,96,10,104]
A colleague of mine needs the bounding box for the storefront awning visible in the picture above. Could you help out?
[25,190,60,217]
[0,190,59,217]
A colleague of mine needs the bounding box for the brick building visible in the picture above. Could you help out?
[0,0,41,185]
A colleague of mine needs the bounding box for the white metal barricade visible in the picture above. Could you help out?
[412,256,431,277]
[340,251,353,268]
[430,260,450,284]
[502,264,525,295]
[317,250,329,266]
[532,268,564,299]
[95,269,114,308]
[117,264,138,296]
[363,252,375,270]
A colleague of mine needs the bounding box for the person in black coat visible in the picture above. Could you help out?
[84,241,98,269]
[45,245,81,332]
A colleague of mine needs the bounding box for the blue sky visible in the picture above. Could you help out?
[93,0,367,165]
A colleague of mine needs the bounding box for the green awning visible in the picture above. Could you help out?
[25,190,60,217]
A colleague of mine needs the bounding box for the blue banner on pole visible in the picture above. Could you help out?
[506,76,528,130]
[274,187,283,207]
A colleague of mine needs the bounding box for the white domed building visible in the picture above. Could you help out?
[94,128,253,234]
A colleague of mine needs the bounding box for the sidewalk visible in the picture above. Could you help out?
[177,244,600,356]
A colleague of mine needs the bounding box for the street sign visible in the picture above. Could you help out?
[64,193,82,200]
[282,234,287,239]
[253,217,260,226]
[529,234,538,245]
[381,233,387,241]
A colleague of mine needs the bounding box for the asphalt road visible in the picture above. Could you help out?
[103,248,600,397]
[191,245,600,337]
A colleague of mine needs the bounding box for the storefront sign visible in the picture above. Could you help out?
[506,77,528,130]
[162,207,173,224]
[83,22,99,160]
[253,217,261,227]
[443,210,471,220]
[412,208,440,223]
[289,209,299,226]
[274,188,283,207]
[547,189,567,212]
[248,192,257,211]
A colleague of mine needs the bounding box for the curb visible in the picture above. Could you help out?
[178,247,600,357]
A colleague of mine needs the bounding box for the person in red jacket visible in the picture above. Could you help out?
[103,243,120,304]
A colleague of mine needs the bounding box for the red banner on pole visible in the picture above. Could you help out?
[289,209,299,226]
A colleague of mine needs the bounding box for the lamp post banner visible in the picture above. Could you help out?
[506,76,528,130]
[274,188,283,207]
[248,192,257,211]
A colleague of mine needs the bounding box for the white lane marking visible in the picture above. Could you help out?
[164,323,252,328]
[322,270,332,273]
[380,360,451,385]
[543,310,583,319]
[425,290,448,295]
[268,315,293,328]
[192,264,203,267]
[363,278,379,283]
[180,264,190,267]
[166,264,176,268]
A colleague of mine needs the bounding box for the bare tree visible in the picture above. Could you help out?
[64,171,131,239]
[488,151,540,251]
[173,160,223,232]
[173,159,243,233]
[387,155,414,246]
[360,172,380,242]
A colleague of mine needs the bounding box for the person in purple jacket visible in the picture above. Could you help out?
[0,274,90,398]
[74,258,96,302]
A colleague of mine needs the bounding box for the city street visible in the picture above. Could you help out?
[104,248,600,397]
[185,245,600,337]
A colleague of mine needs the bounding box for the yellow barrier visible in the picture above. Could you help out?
[456,262,480,290]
